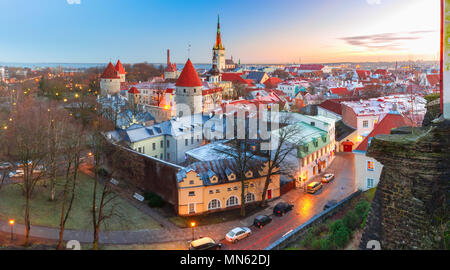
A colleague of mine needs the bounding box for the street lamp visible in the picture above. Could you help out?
[190,221,196,241]
[9,219,15,241]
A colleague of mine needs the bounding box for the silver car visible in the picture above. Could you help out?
[225,227,251,243]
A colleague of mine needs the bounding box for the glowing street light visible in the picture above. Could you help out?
[9,219,15,240]
[75,93,79,99]
[190,221,196,241]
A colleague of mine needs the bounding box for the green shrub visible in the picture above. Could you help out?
[355,199,370,221]
[311,238,321,250]
[343,210,359,231]
[329,219,345,235]
[320,238,332,250]
[144,191,165,208]
[301,229,315,248]
[333,226,350,248]
[424,93,441,103]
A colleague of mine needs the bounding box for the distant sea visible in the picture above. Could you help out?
[0,62,213,71]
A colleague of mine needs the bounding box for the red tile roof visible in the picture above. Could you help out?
[426,74,440,87]
[355,113,413,152]
[101,62,120,79]
[128,86,140,94]
[264,77,283,89]
[330,87,351,96]
[115,60,126,75]
[318,100,342,115]
[221,72,247,84]
[175,59,202,87]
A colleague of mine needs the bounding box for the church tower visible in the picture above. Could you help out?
[213,15,226,71]
[175,59,203,116]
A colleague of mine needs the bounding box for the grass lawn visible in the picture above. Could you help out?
[0,173,160,231]
[155,203,268,228]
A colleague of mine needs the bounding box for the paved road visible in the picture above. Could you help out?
[221,152,356,250]
[0,153,356,249]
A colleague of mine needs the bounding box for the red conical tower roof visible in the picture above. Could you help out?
[101,62,120,79]
[175,59,202,87]
[115,60,126,75]
[128,86,140,94]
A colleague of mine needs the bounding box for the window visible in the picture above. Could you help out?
[143,146,145,153]
[183,89,186,93]
[191,137,194,144]
[152,143,155,150]
[250,183,255,187]
[189,180,194,185]
[367,178,374,189]
[167,153,170,160]
[189,203,195,214]
[233,186,238,191]
[216,189,220,193]
[363,120,369,128]
[188,191,195,197]
[208,199,221,210]
[226,196,239,207]
[209,190,214,194]
[185,139,188,146]
[244,193,255,203]
[138,147,142,153]
[167,140,170,148]
[227,187,232,192]
[160,140,163,148]
[367,161,374,171]
[160,153,163,159]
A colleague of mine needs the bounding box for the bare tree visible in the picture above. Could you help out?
[5,97,49,246]
[56,119,86,250]
[260,114,301,207]
[89,113,121,250]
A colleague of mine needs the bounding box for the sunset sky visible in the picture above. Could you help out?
[0,0,441,64]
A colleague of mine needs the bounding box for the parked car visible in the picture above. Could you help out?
[11,169,24,178]
[323,200,338,211]
[273,202,294,216]
[225,227,251,243]
[307,182,323,194]
[189,237,222,250]
[0,162,12,170]
[253,215,272,228]
[322,173,335,183]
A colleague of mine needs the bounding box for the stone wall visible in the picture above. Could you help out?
[104,142,182,213]
[359,120,450,249]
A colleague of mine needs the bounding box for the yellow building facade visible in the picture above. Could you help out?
[177,160,280,216]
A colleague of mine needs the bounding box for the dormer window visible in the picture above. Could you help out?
[208,170,218,184]
[225,168,236,181]
[245,170,253,179]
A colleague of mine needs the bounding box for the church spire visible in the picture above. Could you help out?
[214,14,224,50]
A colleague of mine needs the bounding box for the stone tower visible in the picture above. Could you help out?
[213,15,226,71]
[115,60,126,83]
[175,59,203,116]
[100,62,121,96]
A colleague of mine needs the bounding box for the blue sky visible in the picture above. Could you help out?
[0,0,440,64]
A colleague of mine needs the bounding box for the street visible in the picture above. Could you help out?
[221,152,356,250]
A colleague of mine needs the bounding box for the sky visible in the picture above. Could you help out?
[0,0,441,64]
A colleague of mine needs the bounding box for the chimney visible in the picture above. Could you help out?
[167,49,171,65]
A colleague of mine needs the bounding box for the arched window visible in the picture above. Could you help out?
[226,196,239,207]
[208,199,221,210]
[244,193,255,203]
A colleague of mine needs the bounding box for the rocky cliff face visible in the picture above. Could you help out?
[359,119,450,249]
